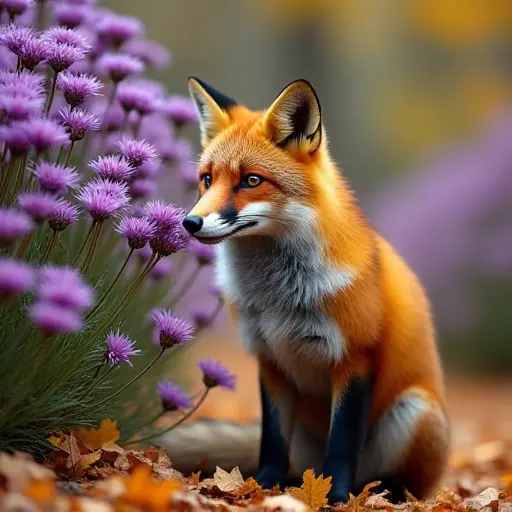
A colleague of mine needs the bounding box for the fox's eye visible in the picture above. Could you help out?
[202,173,212,189]
[242,174,263,188]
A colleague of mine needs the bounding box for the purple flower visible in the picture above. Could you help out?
[197,360,236,391]
[45,42,87,72]
[151,309,194,349]
[150,258,172,280]
[34,161,80,196]
[59,106,100,141]
[208,282,223,298]
[0,25,34,55]
[105,330,141,367]
[76,178,130,221]
[0,122,31,155]
[97,13,143,48]
[0,257,33,298]
[135,160,159,179]
[57,72,102,108]
[142,200,186,234]
[42,27,91,51]
[124,38,170,69]
[38,264,93,312]
[150,229,189,256]
[29,301,83,335]
[2,0,34,18]
[188,239,215,265]
[191,308,213,329]
[163,95,197,128]
[0,69,45,91]
[54,3,90,29]
[88,155,134,182]
[96,52,143,83]
[117,137,157,168]
[24,119,69,153]
[18,192,59,223]
[129,178,156,199]
[0,208,34,247]
[116,81,158,116]
[18,37,49,71]
[49,200,80,231]
[0,92,44,122]
[157,381,193,411]
[160,139,193,164]
[116,215,156,250]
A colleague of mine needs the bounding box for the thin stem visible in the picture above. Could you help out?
[123,388,210,446]
[36,0,47,30]
[64,140,75,166]
[80,221,103,273]
[41,230,58,262]
[120,110,130,135]
[0,144,8,169]
[56,146,65,164]
[86,249,133,320]
[44,71,59,116]
[10,154,28,204]
[16,231,34,258]
[167,262,200,308]
[96,347,166,406]
[72,221,97,266]
[99,83,118,148]
[132,116,142,139]
[0,156,17,204]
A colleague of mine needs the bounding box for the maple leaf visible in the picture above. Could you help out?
[73,418,120,451]
[212,466,245,493]
[287,468,332,509]
[189,471,201,487]
[235,477,262,497]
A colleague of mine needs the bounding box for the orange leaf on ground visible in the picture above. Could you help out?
[75,451,102,479]
[501,471,512,497]
[287,468,332,509]
[23,479,56,504]
[73,419,120,451]
[235,476,262,497]
[188,471,201,487]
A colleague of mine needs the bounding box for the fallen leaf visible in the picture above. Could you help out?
[189,471,201,487]
[126,450,153,471]
[502,471,512,497]
[364,490,392,509]
[235,477,262,497]
[212,466,245,493]
[287,468,332,509]
[48,436,62,448]
[74,419,120,451]
[24,479,56,504]
[464,487,504,511]
[75,451,102,479]
[101,442,124,465]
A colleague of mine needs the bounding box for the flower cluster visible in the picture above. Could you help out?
[0,0,231,456]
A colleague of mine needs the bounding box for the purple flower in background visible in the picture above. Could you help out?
[96,52,143,83]
[0,25,34,55]
[59,106,100,141]
[191,308,213,329]
[18,37,49,70]
[42,27,91,51]
[18,192,59,223]
[129,178,156,199]
[0,258,34,298]
[57,72,102,108]
[97,13,143,48]
[76,178,129,221]
[54,3,90,29]
[143,200,186,234]
[49,200,80,231]
[116,215,156,250]
[89,155,134,182]
[100,104,124,133]
[34,161,80,196]
[2,0,34,19]
[160,138,193,164]
[24,119,69,153]
[29,301,83,335]
[150,258,172,280]
[45,42,87,72]
[0,69,45,90]
[150,229,189,256]
[179,162,199,188]
[0,122,31,155]
[157,381,193,411]
[197,360,236,391]
[151,309,194,349]
[105,330,141,367]
[163,95,197,128]
[0,91,44,122]
[0,208,34,247]
[208,282,222,298]
[116,81,158,116]
[124,38,170,69]
[136,243,152,263]
[135,160,159,179]
[188,239,215,265]
[117,137,157,168]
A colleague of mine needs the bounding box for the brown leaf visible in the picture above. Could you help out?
[73,419,120,451]
[212,466,245,493]
[364,490,392,509]
[235,477,262,497]
[464,487,504,511]
[126,450,153,471]
[100,442,124,465]
[189,471,201,487]
[75,451,102,479]
[286,468,332,509]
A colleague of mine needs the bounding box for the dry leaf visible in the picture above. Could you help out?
[126,450,153,471]
[364,490,392,509]
[287,468,332,509]
[501,471,512,497]
[100,442,124,465]
[212,466,245,493]
[235,477,262,497]
[73,419,120,451]
[0,452,55,493]
[48,436,62,448]
[75,451,102,479]
[464,487,504,511]
[189,471,201,487]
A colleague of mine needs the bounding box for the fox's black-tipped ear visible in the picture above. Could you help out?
[263,80,321,154]
[188,76,238,147]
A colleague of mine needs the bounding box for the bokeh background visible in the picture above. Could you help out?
[106,0,512,424]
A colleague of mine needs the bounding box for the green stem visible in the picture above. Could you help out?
[120,110,130,135]
[16,231,34,258]
[72,221,97,266]
[56,146,65,164]
[41,230,58,262]
[136,411,165,433]
[80,221,103,274]
[0,156,17,204]
[132,116,142,139]
[96,347,166,406]
[10,154,28,205]
[44,71,58,116]
[167,262,200,308]
[64,140,75,166]
[86,249,134,320]
[0,144,8,169]
[123,388,210,446]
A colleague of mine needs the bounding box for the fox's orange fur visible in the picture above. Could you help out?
[184,77,449,503]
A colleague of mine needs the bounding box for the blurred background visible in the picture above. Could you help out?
[106,0,512,428]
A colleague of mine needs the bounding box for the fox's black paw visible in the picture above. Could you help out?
[255,466,286,490]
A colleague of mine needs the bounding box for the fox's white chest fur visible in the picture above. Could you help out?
[215,205,355,395]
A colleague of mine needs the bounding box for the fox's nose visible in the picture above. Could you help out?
[182,215,203,234]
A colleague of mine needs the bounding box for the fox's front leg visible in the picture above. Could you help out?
[323,371,374,504]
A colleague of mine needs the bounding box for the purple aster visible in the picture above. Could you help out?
[105,330,141,367]
[135,160,159,179]
[124,38,171,69]
[0,25,34,55]
[191,308,213,329]
[188,239,215,265]
[116,81,158,116]
[0,69,45,91]
[157,381,193,412]
[142,200,186,234]
[96,13,143,48]
[96,52,143,83]
[162,95,197,128]
[160,139,193,164]
[48,199,80,231]
[197,360,236,391]
[24,119,69,153]
[0,91,44,122]
[0,257,34,298]
[45,42,87,72]
[150,258,172,280]
[0,208,34,247]
[88,155,134,182]
[150,228,189,257]
[0,121,31,155]
[151,309,194,349]
[18,37,49,71]
[54,3,90,29]
[115,215,156,250]
[117,137,157,168]
[18,192,59,223]
[59,106,100,141]
[34,161,80,196]
[37,264,93,312]
[129,178,156,199]
[2,0,34,19]
[208,282,222,298]
[76,178,130,221]
[42,27,91,51]
[28,301,83,335]
[57,72,102,108]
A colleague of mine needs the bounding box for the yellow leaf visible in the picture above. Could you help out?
[75,451,102,479]
[235,476,262,497]
[189,471,201,487]
[287,468,332,509]
[213,466,244,493]
[48,435,62,448]
[73,418,120,451]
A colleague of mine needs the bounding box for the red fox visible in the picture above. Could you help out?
[180,77,450,504]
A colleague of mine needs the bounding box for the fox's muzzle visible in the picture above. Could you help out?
[182,215,203,234]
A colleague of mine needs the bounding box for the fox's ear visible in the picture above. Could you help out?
[262,80,322,154]
[188,76,237,147]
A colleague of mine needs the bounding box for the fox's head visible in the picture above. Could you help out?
[183,77,337,244]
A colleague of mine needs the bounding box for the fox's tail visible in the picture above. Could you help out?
[159,420,261,475]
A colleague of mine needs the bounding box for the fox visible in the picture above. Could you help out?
[179,76,450,504]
